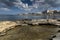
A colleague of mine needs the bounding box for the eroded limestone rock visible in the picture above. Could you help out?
[0,21,17,33]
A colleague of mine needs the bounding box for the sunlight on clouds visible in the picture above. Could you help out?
[0,0,60,13]
[0,8,11,11]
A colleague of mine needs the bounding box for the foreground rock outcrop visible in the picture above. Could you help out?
[0,20,59,40]
[0,25,58,40]
[0,20,29,36]
[0,19,59,33]
[0,21,17,33]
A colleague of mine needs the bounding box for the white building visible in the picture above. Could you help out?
[47,10,54,13]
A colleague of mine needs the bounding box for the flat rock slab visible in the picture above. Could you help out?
[0,21,17,32]
[53,37,60,40]
[0,25,57,40]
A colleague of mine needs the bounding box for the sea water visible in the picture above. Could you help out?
[0,15,60,21]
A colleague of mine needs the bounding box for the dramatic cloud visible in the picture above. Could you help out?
[0,0,60,13]
[0,8,11,11]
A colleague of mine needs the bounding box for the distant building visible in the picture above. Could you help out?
[47,10,54,14]
[47,10,60,14]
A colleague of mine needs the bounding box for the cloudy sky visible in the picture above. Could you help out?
[0,0,60,14]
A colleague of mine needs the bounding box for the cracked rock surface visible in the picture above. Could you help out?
[0,24,58,40]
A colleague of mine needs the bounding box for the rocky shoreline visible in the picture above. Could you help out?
[0,19,59,33]
[0,19,59,40]
[0,23,58,40]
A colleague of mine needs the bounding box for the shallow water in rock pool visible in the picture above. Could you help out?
[0,25,58,40]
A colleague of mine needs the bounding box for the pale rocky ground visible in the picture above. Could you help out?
[0,21,17,32]
[0,21,59,40]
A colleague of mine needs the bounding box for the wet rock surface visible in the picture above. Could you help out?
[0,25,58,40]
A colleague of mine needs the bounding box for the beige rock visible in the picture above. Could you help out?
[0,21,17,32]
